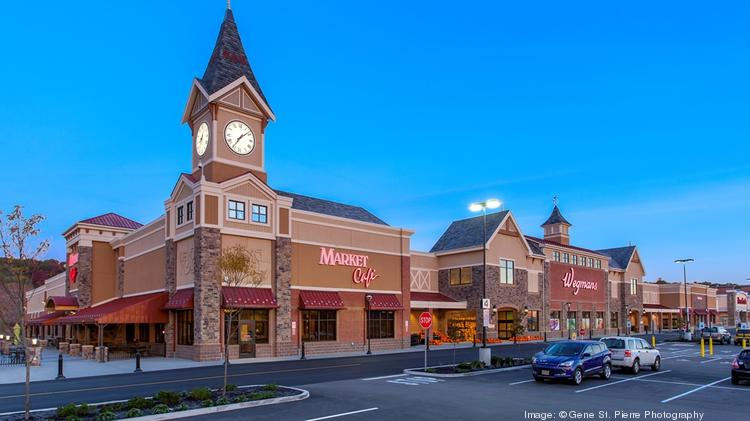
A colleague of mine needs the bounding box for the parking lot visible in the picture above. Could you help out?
[194,341,749,420]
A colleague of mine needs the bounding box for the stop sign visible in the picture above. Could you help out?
[419,312,433,329]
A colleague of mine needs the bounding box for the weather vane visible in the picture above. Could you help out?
[553,195,559,206]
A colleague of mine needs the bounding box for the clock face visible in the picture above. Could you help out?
[224,120,255,155]
[195,122,209,156]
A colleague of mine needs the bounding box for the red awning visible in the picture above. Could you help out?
[222,287,277,308]
[58,292,168,325]
[27,311,67,326]
[368,293,402,310]
[410,292,459,303]
[692,309,708,316]
[46,296,79,311]
[164,288,194,310]
[299,290,344,310]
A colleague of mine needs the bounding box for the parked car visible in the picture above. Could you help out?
[531,340,612,385]
[731,349,750,385]
[701,326,732,344]
[600,336,661,374]
[734,329,750,346]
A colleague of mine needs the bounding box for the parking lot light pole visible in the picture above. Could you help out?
[365,294,373,355]
[469,198,501,349]
[675,258,694,334]
[566,302,572,339]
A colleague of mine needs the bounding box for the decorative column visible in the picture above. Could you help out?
[165,239,177,357]
[274,237,294,356]
[193,227,222,361]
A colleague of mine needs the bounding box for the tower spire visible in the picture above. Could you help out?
[227,0,231,10]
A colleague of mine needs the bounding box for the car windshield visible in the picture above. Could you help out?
[545,343,585,356]
[601,338,625,349]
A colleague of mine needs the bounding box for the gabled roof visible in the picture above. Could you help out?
[542,205,571,226]
[596,246,637,271]
[275,190,388,226]
[525,235,608,257]
[524,236,546,256]
[79,213,142,230]
[199,9,269,106]
[430,211,509,253]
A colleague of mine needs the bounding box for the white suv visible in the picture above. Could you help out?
[600,337,661,374]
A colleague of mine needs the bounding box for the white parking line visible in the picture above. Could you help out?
[306,408,379,421]
[575,370,672,393]
[661,377,732,403]
[362,374,406,381]
[662,353,700,360]
[509,379,536,385]
[700,358,722,364]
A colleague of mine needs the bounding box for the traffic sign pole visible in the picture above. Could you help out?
[419,312,433,372]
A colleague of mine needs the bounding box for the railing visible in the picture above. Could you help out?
[0,349,26,366]
[107,343,166,360]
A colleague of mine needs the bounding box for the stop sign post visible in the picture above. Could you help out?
[419,312,432,372]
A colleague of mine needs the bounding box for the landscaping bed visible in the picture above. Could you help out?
[411,356,532,376]
[4,384,305,421]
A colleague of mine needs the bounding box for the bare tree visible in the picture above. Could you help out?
[218,244,265,395]
[0,205,50,420]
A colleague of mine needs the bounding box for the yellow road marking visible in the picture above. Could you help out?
[0,363,360,400]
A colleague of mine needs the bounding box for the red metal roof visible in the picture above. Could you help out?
[163,288,194,310]
[643,304,672,310]
[222,287,277,308]
[79,213,142,230]
[58,292,168,324]
[28,311,67,326]
[46,296,79,310]
[368,293,402,310]
[410,292,460,303]
[299,290,344,310]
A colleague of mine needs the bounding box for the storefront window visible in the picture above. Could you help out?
[302,310,337,341]
[527,310,539,332]
[225,309,270,344]
[154,323,165,343]
[176,310,194,345]
[581,312,591,329]
[446,312,477,341]
[497,310,515,339]
[499,259,514,285]
[126,324,136,343]
[610,312,619,329]
[595,312,605,329]
[138,323,149,342]
[662,317,670,330]
[549,311,561,331]
[449,267,472,285]
[567,311,576,331]
[368,310,395,339]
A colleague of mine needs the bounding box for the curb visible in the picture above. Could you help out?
[403,364,530,378]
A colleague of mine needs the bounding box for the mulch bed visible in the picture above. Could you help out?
[421,357,531,374]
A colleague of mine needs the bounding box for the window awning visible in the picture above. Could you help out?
[368,293,402,310]
[164,288,194,310]
[46,296,79,311]
[299,290,344,310]
[27,311,67,326]
[410,291,467,310]
[643,304,680,314]
[692,309,708,316]
[58,292,168,325]
[222,287,277,308]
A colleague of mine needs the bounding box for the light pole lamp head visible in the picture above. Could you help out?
[523,305,529,316]
[674,258,694,264]
[365,294,373,302]
[469,203,483,212]
[32,338,38,346]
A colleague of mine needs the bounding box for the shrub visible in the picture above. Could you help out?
[261,383,278,392]
[75,403,90,417]
[154,390,181,406]
[224,384,237,392]
[65,416,81,421]
[216,397,230,405]
[248,391,275,401]
[96,411,117,421]
[456,362,472,370]
[175,403,189,412]
[127,396,152,410]
[491,355,501,367]
[470,360,484,369]
[234,395,249,403]
[201,399,214,407]
[57,403,77,418]
[152,404,170,414]
[125,408,142,418]
[189,387,213,401]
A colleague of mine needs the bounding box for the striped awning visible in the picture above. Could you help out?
[164,288,194,310]
[27,311,67,326]
[222,287,278,308]
[368,293,402,310]
[299,290,344,310]
[58,292,168,324]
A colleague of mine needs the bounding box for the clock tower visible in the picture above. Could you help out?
[181,5,276,184]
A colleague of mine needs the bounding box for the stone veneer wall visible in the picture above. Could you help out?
[192,228,222,361]
[164,239,177,357]
[75,245,93,308]
[274,237,296,356]
[116,258,125,297]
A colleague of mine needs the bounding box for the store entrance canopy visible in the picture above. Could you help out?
[27,311,67,326]
[299,290,344,309]
[59,292,168,325]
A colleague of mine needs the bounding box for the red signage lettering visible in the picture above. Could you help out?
[738,295,748,305]
[319,247,379,288]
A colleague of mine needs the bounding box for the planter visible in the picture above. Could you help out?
[405,358,532,378]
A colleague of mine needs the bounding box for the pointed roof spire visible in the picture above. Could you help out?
[199,7,269,106]
[542,205,571,227]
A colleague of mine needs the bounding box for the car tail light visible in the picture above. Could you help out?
[624,350,632,357]
[732,358,739,369]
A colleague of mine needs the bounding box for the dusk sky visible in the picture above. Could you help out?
[2,1,748,283]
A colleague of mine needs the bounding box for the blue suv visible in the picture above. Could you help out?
[532,340,612,385]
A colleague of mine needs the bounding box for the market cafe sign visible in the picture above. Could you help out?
[561,267,598,296]
[319,247,380,288]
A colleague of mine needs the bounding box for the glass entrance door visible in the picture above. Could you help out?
[239,320,256,358]
[497,310,515,339]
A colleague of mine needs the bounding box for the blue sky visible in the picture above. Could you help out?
[1,1,748,283]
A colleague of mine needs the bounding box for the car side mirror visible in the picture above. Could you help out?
[582,352,591,358]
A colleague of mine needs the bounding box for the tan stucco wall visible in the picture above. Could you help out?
[221,234,273,288]
[123,219,166,258]
[176,237,195,288]
[409,252,439,292]
[291,218,407,255]
[123,248,166,295]
[91,241,117,305]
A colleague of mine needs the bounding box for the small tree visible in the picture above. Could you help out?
[218,244,265,395]
[512,319,526,345]
[0,205,49,420]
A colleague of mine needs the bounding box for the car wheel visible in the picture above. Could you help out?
[631,359,640,374]
[571,368,583,385]
[732,376,739,385]
[533,375,544,382]
[651,356,661,371]
[600,363,611,379]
